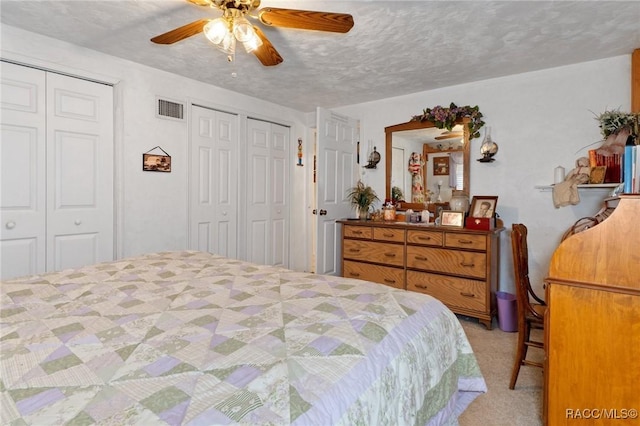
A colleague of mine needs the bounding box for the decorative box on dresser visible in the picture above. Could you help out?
[544,195,640,425]
[339,220,504,329]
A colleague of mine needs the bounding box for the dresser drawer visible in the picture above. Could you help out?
[406,270,487,312]
[373,227,405,242]
[406,246,486,279]
[343,240,404,266]
[444,232,487,250]
[343,260,404,289]
[343,225,372,239]
[407,229,443,246]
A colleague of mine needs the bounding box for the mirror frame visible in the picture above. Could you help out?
[385,117,471,201]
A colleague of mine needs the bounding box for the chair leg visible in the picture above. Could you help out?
[509,321,529,389]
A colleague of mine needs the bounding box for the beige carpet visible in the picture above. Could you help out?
[457,316,544,426]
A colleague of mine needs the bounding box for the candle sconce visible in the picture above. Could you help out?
[477,127,499,162]
[364,146,381,169]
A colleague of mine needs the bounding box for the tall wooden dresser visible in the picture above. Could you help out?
[545,195,640,425]
[339,220,503,329]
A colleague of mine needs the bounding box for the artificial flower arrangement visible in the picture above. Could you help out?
[595,108,639,139]
[411,102,485,139]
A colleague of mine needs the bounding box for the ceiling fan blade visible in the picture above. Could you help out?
[186,0,212,6]
[258,8,354,33]
[435,133,463,140]
[151,18,210,44]
[252,26,283,66]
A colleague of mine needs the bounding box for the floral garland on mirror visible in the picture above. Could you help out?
[411,103,485,139]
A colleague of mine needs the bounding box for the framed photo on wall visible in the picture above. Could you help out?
[433,157,449,175]
[439,210,464,227]
[470,196,498,218]
[143,153,171,172]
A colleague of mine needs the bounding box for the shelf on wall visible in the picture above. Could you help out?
[534,183,621,192]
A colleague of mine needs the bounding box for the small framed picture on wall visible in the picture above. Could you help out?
[433,157,449,175]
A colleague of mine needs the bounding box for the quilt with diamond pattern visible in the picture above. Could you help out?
[1,251,486,425]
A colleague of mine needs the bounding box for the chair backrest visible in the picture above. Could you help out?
[511,224,545,321]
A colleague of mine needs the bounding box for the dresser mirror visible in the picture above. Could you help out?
[385,118,470,204]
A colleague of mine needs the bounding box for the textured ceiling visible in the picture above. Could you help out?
[2,1,639,112]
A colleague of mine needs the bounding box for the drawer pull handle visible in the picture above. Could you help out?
[384,253,396,258]
[458,239,474,244]
[418,236,431,241]
[349,248,361,253]
[460,262,475,267]
[349,272,361,277]
[383,233,394,237]
[384,279,396,284]
[460,292,475,298]
[415,256,428,261]
[416,284,428,289]
[352,230,363,234]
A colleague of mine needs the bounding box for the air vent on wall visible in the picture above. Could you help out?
[156,98,184,120]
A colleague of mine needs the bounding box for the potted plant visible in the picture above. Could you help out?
[347,180,379,220]
[391,186,404,204]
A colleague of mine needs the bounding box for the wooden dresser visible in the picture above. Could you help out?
[544,195,640,425]
[339,220,504,329]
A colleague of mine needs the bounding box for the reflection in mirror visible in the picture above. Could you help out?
[385,118,470,204]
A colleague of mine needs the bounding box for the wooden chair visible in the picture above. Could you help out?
[509,223,547,389]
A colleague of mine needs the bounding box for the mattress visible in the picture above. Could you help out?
[1,251,486,425]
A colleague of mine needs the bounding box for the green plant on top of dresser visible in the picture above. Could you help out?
[347,180,379,220]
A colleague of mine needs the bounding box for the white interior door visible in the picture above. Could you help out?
[189,105,238,257]
[315,107,358,276]
[246,118,290,267]
[1,62,47,279]
[46,72,114,271]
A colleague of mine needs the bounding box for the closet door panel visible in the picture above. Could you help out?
[189,106,238,257]
[46,72,113,271]
[270,123,289,267]
[0,62,46,279]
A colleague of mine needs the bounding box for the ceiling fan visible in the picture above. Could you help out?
[150,0,354,66]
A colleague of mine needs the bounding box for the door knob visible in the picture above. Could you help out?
[74,219,82,225]
[319,209,327,215]
[6,221,16,229]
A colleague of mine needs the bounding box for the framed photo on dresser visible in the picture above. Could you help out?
[470,196,498,218]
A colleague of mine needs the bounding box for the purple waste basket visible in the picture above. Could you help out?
[496,291,518,332]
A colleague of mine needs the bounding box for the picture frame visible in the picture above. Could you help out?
[439,210,465,228]
[433,156,449,175]
[470,195,498,218]
[589,166,606,184]
[143,153,171,172]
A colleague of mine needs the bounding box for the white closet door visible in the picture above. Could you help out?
[46,72,114,271]
[0,62,47,279]
[246,119,290,267]
[189,105,238,257]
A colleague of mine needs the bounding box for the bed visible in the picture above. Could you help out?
[1,251,486,425]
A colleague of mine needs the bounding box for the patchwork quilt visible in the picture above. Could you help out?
[1,251,486,425]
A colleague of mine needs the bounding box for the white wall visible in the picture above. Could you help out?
[1,25,310,271]
[335,55,632,296]
[3,24,632,294]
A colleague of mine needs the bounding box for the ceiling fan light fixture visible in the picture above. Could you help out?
[232,17,253,42]
[242,32,263,52]
[204,18,229,45]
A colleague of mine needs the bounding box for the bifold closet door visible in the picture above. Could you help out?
[0,61,114,280]
[245,118,290,267]
[45,72,114,272]
[0,62,47,279]
[189,105,239,257]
